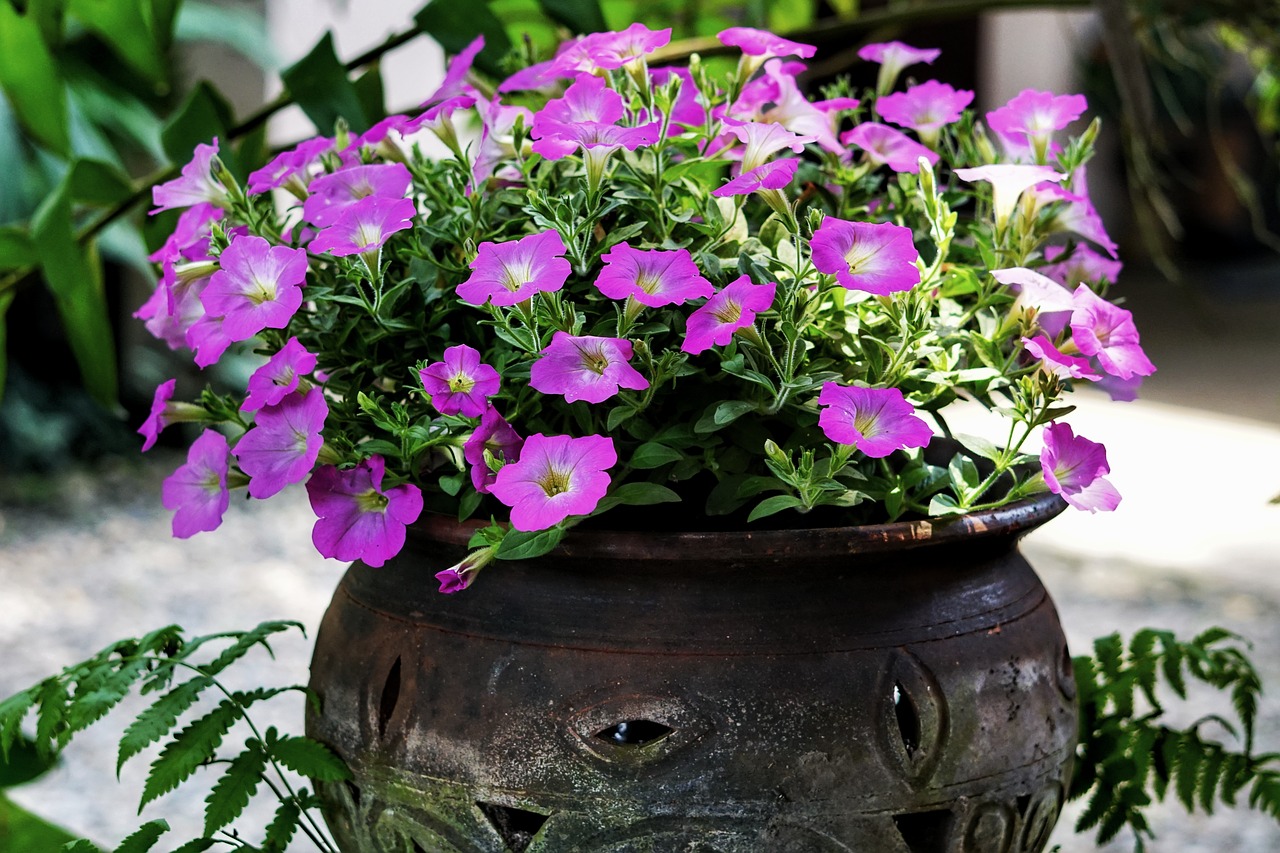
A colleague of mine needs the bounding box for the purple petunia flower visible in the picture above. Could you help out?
[810,217,921,294]
[307,455,424,567]
[242,337,317,412]
[1040,422,1121,512]
[1041,244,1123,288]
[308,196,417,258]
[530,120,662,190]
[991,266,1074,337]
[302,163,413,227]
[987,89,1088,162]
[458,229,572,307]
[152,140,231,214]
[464,405,524,494]
[954,164,1066,230]
[419,344,501,417]
[233,388,329,499]
[1069,285,1156,380]
[650,67,706,130]
[422,35,485,107]
[1034,183,1120,259]
[529,332,649,404]
[858,41,941,94]
[712,158,799,198]
[139,379,178,451]
[200,236,309,343]
[595,243,713,307]
[755,61,850,153]
[682,275,777,355]
[162,429,231,538]
[489,433,617,531]
[722,119,818,173]
[842,122,939,173]
[1022,335,1101,381]
[247,137,333,196]
[585,23,671,70]
[186,313,235,369]
[875,80,973,147]
[533,74,625,131]
[718,27,816,60]
[816,384,933,457]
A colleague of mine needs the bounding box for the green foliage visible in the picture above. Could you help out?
[1071,627,1280,850]
[0,621,347,852]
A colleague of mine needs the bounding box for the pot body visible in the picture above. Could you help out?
[307,495,1077,853]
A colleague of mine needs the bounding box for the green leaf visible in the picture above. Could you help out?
[496,526,565,560]
[0,792,79,849]
[262,798,300,853]
[353,64,386,128]
[68,0,166,83]
[160,81,234,169]
[0,733,58,788]
[536,0,607,33]
[414,0,512,79]
[204,744,267,835]
[280,32,368,134]
[31,180,117,408]
[629,442,683,470]
[747,494,804,522]
[0,226,36,268]
[268,736,350,782]
[139,701,238,809]
[62,842,105,853]
[118,676,214,772]
[114,819,169,853]
[694,400,757,434]
[947,453,980,495]
[34,679,69,756]
[598,482,682,511]
[202,621,304,677]
[68,158,135,206]
[0,3,69,154]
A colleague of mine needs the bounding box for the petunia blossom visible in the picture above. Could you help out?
[1022,335,1101,381]
[302,163,413,227]
[186,313,235,369]
[816,384,933,457]
[139,379,177,452]
[954,164,1066,231]
[247,137,333,196]
[533,74,624,131]
[712,158,799,199]
[842,122,939,173]
[650,67,706,130]
[242,337,317,412]
[810,217,921,294]
[162,429,231,538]
[307,455,424,567]
[308,196,417,258]
[991,266,1074,337]
[1069,285,1156,380]
[458,229,571,307]
[682,275,777,355]
[421,35,484,106]
[874,80,973,146]
[418,344,501,417]
[595,243,713,307]
[858,41,940,94]
[987,89,1088,162]
[489,433,617,531]
[530,120,662,190]
[152,140,231,213]
[718,27,816,60]
[1041,244,1123,288]
[1035,183,1120,258]
[200,236,308,342]
[585,23,671,70]
[233,388,329,499]
[529,332,649,404]
[1040,422,1121,512]
[464,406,524,494]
[721,119,818,173]
[757,61,849,153]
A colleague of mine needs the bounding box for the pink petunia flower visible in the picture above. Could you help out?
[842,122,939,173]
[712,158,799,198]
[810,217,921,294]
[242,337,317,412]
[595,243,713,307]
[1035,184,1120,258]
[721,119,818,173]
[987,89,1088,162]
[874,80,973,145]
[472,96,535,187]
[422,35,485,106]
[152,139,231,214]
[418,344,501,417]
[529,332,649,404]
[139,379,177,451]
[991,266,1074,337]
[585,23,671,70]
[200,235,308,342]
[1022,335,1101,381]
[718,27,816,60]
[1069,285,1156,380]
[186,313,235,369]
[858,41,941,94]
[650,67,706,130]
[464,405,524,494]
[1040,422,1121,512]
[533,74,625,131]
[233,388,329,499]
[162,429,231,538]
[307,455,424,567]
[954,164,1066,231]
[247,137,333,196]
[1041,244,1123,288]
[531,120,662,190]
[308,196,417,258]
[489,433,617,531]
[302,163,413,227]
[756,61,849,153]
[816,384,933,457]
[458,229,572,307]
[682,275,777,355]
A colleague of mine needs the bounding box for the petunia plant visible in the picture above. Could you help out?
[136,24,1156,592]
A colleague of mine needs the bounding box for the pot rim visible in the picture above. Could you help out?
[411,492,1067,563]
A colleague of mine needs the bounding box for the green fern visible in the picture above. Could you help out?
[0,621,346,852]
[1071,627,1280,850]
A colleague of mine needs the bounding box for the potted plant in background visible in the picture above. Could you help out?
[1,3,1278,852]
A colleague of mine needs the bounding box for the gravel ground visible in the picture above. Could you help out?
[1,426,1277,852]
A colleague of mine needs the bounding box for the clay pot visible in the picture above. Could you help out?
[307,493,1076,852]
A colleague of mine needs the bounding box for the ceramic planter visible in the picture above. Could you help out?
[307,493,1076,852]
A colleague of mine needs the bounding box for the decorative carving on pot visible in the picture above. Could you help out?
[308,493,1077,852]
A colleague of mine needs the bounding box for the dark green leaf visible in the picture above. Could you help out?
[68,0,166,83]
[139,701,238,808]
[0,226,36,268]
[169,841,216,853]
[747,494,804,522]
[262,798,300,853]
[0,2,69,154]
[268,736,350,782]
[114,819,169,853]
[536,0,607,33]
[629,442,683,470]
[0,792,79,848]
[161,82,235,170]
[202,621,304,676]
[118,676,215,772]
[280,32,368,134]
[414,0,511,79]
[34,679,69,756]
[496,527,565,560]
[604,482,681,507]
[694,400,757,434]
[68,158,135,206]
[0,733,57,788]
[62,842,105,853]
[204,744,267,835]
[353,64,386,128]
[32,181,117,408]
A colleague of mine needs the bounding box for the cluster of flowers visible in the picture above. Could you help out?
[136,23,1152,591]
